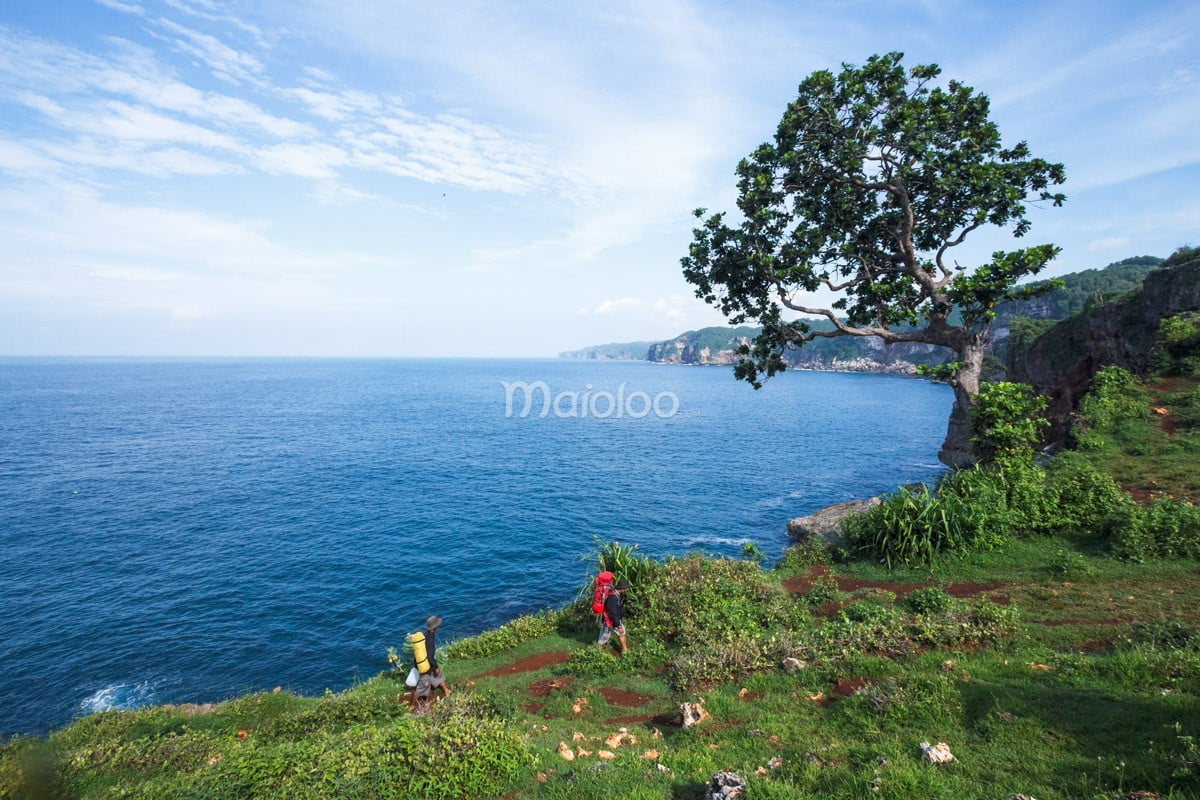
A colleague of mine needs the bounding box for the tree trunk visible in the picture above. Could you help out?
[937,338,986,469]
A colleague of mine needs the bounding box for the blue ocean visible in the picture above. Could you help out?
[0,359,951,736]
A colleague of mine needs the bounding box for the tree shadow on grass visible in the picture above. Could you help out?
[960,678,1200,795]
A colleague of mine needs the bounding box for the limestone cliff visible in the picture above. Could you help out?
[1011,249,1200,440]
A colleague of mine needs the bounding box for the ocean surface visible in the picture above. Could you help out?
[0,358,952,736]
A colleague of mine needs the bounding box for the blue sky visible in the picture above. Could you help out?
[0,0,1196,356]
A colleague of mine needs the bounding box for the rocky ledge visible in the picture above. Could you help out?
[787,497,881,545]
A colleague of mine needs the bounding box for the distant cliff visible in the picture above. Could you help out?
[561,256,1163,374]
[1011,248,1200,441]
[559,340,656,360]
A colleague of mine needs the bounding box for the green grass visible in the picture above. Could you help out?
[7,541,1200,800]
[1071,374,1200,502]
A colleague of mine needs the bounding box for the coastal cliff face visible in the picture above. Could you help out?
[561,257,1164,374]
[1012,251,1200,439]
[644,326,951,372]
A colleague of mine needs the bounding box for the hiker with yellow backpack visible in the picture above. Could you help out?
[408,615,451,710]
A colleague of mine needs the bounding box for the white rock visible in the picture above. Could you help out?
[919,741,955,765]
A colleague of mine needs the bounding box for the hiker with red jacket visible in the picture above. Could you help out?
[597,578,630,656]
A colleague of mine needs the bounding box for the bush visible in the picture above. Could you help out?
[1043,454,1130,535]
[1153,312,1200,378]
[562,646,618,676]
[776,538,831,571]
[1074,366,1150,449]
[971,381,1050,464]
[908,598,1019,648]
[668,633,773,691]
[1132,621,1199,650]
[902,587,952,615]
[799,574,840,607]
[842,599,901,626]
[1048,548,1095,579]
[1111,498,1200,561]
[582,539,660,615]
[640,556,792,646]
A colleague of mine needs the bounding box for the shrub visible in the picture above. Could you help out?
[902,587,952,615]
[776,539,831,571]
[576,539,661,619]
[640,556,791,646]
[1042,454,1129,535]
[1074,366,1150,450]
[908,598,1019,648]
[668,633,773,691]
[841,600,901,627]
[799,574,840,607]
[1101,496,1200,561]
[562,646,618,676]
[971,381,1050,464]
[185,693,532,800]
[1048,548,1095,579]
[1172,385,1200,430]
[1153,312,1200,378]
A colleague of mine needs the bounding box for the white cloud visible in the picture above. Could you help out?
[150,18,265,84]
[94,0,145,15]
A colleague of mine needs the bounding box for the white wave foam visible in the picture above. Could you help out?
[80,681,157,713]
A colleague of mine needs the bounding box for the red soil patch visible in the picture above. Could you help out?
[832,677,870,697]
[1036,618,1120,627]
[1079,639,1114,652]
[520,703,544,714]
[527,676,573,698]
[781,565,831,595]
[473,651,570,679]
[989,594,1011,605]
[1123,484,1160,506]
[739,691,763,702]
[598,687,654,708]
[816,601,844,619]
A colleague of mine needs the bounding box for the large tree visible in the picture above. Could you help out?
[682,52,1065,467]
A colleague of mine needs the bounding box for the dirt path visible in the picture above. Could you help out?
[472,651,570,679]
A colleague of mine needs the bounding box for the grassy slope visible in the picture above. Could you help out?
[6,536,1199,800]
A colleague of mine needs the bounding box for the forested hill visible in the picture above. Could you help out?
[560,255,1163,371]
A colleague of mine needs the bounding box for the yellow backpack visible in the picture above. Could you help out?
[409,631,430,674]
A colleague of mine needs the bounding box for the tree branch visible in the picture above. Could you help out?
[934,220,983,286]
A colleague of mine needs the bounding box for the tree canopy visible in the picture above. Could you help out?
[681,52,1066,466]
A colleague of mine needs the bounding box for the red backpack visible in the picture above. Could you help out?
[591,571,614,614]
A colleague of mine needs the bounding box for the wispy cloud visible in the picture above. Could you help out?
[0,25,560,194]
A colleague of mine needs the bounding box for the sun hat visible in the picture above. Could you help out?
[426,615,443,630]
[615,579,630,590]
